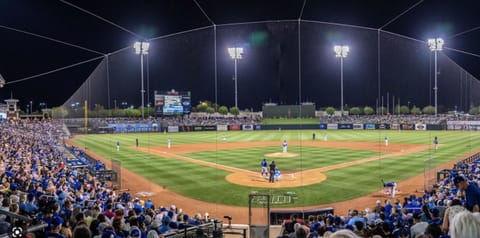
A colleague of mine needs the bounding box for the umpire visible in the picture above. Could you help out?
[269,161,276,183]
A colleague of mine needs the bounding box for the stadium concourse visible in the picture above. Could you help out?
[1,117,480,238]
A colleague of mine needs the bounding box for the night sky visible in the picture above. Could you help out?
[1,0,479,112]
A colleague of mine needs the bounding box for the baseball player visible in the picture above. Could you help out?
[274,167,281,182]
[260,158,268,177]
[385,135,389,146]
[433,136,439,150]
[167,138,172,149]
[282,140,288,153]
[382,179,397,198]
[116,141,120,151]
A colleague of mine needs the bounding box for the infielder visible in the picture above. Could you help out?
[385,135,389,146]
[382,179,397,198]
[433,136,439,150]
[116,141,120,151]
[167,138,172,149]
[282,140,288,153]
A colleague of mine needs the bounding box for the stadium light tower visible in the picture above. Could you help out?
[334,45,349,116]
[0,73,5,88]
[228,47,244,108]
[134,41,150,119]
[427,38,444,116]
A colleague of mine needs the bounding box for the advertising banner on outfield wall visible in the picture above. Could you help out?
[229,125,241,131]
[179,126,191,132]
[415,124,427,130]
[168,126,179,133]
[338,124,353,129]
[193,126,203,131]
[364,124,375,130]
[327,124,338,130]
[447,121,480,130]
[108,123,161,133]
[255,125,262,130]
[242,125,254,131]
[319,124,327,129]
[390,124,399,130]
[353,124,363,130]
[401,124,414,130]
[376,124,390,130]
[203,125,217,131]
[217,125,228,131]
[427,124,445,130]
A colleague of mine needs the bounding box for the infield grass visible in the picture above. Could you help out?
[73,130,480,207]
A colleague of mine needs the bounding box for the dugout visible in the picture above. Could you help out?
[269,207,334,225]
[262,103,315,118]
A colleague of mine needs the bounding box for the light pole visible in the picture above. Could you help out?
[334,45,349,116]
[228,47,244,108]
[134,41,150,119]
[427,38,444,116]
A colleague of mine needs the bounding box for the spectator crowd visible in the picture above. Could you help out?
[0,119,214,238]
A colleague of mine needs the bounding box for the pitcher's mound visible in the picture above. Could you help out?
[265,152,299,158]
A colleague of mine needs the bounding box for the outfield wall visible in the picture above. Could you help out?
[99,122,455,134]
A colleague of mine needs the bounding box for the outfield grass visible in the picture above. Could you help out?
[73,130,480,207]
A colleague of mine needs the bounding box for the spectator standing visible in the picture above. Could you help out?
[454,176,480,212]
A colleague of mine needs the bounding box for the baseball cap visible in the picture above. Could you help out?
[51,216,64,227]
[101,230,117,238]
[453,176,466,186]
[129,228,141,238]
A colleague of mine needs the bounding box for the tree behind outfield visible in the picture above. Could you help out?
[349,107,361,115]
[422,105,435,115]
[229,107,240,117]
[363,106,374,115]
[218,106,228,116]
[325,107,335,115]
[469,106,479,115]
[400,105,410,114]
[206,107,215,117]
[411,106,421,115]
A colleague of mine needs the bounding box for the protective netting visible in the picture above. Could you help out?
[61,21,480,112]
[55,21,480,219]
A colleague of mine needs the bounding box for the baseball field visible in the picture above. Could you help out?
[71,129,480,211]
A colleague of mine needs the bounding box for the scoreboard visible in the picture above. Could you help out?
[154,90,191,116]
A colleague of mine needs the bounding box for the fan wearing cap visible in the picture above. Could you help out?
[410,212,428,238]
[45,216,66,238]
[453,176,480,212]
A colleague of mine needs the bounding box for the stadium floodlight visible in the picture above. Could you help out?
[228,47,244,108]
[134,41,150,119]
[0,73,5,88]
[427,38,443,116]
[334,45,349,116]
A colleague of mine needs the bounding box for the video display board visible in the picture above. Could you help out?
[154,90,191,116]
